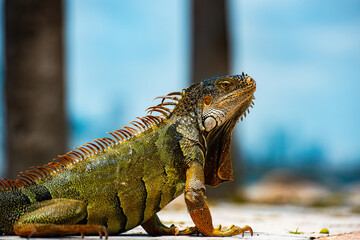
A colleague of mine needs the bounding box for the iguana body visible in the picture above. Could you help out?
[0,74,256,238]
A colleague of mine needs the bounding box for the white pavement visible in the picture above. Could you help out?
[1,200,359,240]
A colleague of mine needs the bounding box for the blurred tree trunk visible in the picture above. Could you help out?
[191,0,243,198]
[191,0,230,81]
[4,0,67,179]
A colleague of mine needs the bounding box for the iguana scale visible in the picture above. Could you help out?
[0,74,256,238]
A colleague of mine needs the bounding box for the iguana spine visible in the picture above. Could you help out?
[0,92,183,191]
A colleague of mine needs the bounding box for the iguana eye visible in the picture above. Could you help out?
[219,80,231,90]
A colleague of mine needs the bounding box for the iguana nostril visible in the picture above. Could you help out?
[246,77,255,84]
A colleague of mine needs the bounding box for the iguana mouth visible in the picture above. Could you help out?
[211,87,256,128]
[215,84,256,106]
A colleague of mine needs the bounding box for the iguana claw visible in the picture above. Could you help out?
[209,224,253,237]
[177,226,198,235]
[242,225,253,236]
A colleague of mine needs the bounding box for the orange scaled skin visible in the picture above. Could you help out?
[185,162,253,237]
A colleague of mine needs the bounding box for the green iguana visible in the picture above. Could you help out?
[0,74,256,238]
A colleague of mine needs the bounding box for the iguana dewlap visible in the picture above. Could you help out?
[0,74,256,238]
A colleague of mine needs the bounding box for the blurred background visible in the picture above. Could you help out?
[0,0,359,206]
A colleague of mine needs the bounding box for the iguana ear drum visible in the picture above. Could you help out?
[204,95,212,105]
[204,116,217,132]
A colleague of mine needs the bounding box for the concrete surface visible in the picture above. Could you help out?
[1,201,359,240]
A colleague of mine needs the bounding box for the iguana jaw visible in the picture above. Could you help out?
[202,76,256,132]
[201,74,256,187]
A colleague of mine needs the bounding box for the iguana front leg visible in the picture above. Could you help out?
[185,161,253,237]
[13,198,108,238]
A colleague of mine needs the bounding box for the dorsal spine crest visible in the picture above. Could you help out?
[0,91,183,191]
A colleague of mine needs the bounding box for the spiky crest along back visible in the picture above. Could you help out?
[0,91,184,191]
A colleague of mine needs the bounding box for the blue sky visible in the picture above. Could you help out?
[1,0,360,176]
[66,0,190,147]
[231,0,360,165]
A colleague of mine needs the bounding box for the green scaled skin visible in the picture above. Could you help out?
[0,74,256,238]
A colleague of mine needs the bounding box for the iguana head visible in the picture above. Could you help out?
[195,74,256,187]
[200,74,256,132]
